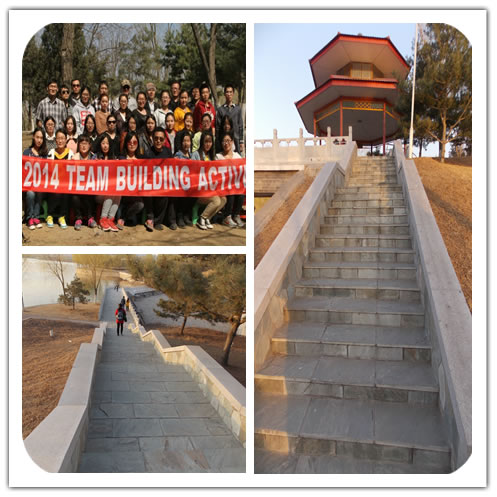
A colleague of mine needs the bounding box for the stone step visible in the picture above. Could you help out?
[255,355,438,402]
[286,296,424,327]
[351,166,397,173]
[334,192,404,201]
[321,224,410,236]
[302,261,417,281]
[348,177,398,185]
[254,448,450,474]
[315,233,412,249]
[79,447,246,472]
[332,198,406,208]
[271,322,430,362]
[328,206,407,216]
[309,247,415,264]
[337,186,403,194]
[294,277,420,301]
[254,394,449,470]
[324,214,408,225]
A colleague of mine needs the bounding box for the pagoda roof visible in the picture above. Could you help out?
[309,33,410,88]
[295,76,400,135]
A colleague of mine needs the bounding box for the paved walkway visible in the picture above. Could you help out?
[78,288,245,472]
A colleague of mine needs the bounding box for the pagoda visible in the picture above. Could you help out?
[295,33,410,153]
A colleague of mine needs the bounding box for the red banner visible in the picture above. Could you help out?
[22,156,246,197]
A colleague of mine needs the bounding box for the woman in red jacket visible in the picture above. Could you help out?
[115,303,127,336]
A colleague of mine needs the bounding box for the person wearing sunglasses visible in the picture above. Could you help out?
[113,79,137,112]
[69,78,81,106]
[105,115,121,158]
[59,84,73,115]
[143,127,173,231]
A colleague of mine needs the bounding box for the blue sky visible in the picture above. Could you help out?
[254,23,428,152]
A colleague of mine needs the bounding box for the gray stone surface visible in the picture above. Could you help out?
[78,311,244,473]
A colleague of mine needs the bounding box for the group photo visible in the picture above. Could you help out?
[21,23,246,246]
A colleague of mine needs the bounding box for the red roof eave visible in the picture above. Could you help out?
[309,33,411,88]
[295,76,399,109]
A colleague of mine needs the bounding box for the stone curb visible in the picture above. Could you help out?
[393,141,471,470]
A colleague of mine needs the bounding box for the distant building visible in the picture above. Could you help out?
[295,33,410,153]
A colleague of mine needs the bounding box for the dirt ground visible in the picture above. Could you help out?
[254,176,315,267]
[23,302,100,321]
[22,222,246,246]
[414,157,472,311]
[157,326,246,387]
[22,318,95,439]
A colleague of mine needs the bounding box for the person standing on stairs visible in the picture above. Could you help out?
[115,303,127,336]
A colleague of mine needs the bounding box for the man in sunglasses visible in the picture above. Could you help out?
[69,78,82,107]
[143,127,173,231]
[59,84,73,115]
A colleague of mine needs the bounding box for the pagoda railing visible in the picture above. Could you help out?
[254,127,353,168]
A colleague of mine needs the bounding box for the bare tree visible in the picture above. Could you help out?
[73,254,109,303]
[191,23,218,104]
[44,255,68,298]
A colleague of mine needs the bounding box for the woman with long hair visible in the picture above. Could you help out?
[115,93,132,136]
[46,128,74,229]
[72,85,95,134]
[43,116,57,154]
[138,114,156,158]
[83,114,98,150]
[23,127,48,230]
[154,89,173,128]
[119,115,138,155]
[95,133,121,232]
[64,115,79,153]
[95,94,111,135]
[71,134,97,230]
[216,131,245,228]
[165,111,176,155]
[116,131,145,228]
[131,91,150,133]
[192,129,227,230]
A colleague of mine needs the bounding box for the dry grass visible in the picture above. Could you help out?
[254,176,315,268]
[23,302,100,321]
[22,319,94,439]
[414,157,472,311]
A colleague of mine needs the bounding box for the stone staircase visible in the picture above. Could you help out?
[254,156,451,474]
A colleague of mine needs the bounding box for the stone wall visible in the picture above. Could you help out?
[392,141,472,470]
[254,142,357,371]
[24,325,107,472]
[122,288,246,447]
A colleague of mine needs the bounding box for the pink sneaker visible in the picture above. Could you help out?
[88,217,97,228]
[33,218,42,229]
[74,219,83,231]
[28,218,36,230]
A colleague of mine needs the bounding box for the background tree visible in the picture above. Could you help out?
[44,255,68,299]
[151,256,213,336]
[58,276,89,310]
[73,254,111,302]
[191,23,218,104]
[414,23,472,161]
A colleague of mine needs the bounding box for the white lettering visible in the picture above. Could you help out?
[198,167,208,190]
[32,162,41,187]
[180,166,190,191]
[76,166,85,191]
[23,161,33,187]
[97,167,109,191]
[143,166,152,190]
[217,166,228,190]
[116,167,126,191]
[66,165,76,190]
[153,166,162,189]
[85,167,96,191]
[127,166,137,191]
[208,167,218,191]
[169,166,179,190]
[50,165,59,189]
[43,164,49,188]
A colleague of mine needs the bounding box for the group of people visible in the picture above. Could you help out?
[23,78,245,233]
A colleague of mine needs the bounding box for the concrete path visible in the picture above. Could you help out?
[78,288,245,472]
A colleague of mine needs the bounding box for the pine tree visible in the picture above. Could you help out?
[415,24,472,161]
[58,276,89,310]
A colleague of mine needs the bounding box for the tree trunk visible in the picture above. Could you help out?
[191,23,218,105]
[221,315,241,366]
[180,315,188,336]
[61,24,74,84]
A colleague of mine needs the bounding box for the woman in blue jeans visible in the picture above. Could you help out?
[23,128,48,230]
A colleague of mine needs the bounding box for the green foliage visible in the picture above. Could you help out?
[58,276,89,309]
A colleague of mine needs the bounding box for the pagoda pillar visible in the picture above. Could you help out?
[383,102,386,155]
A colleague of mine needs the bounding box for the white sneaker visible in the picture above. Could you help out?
[205,218,214,229]
[223,215,237,227]
[197,216,208,230]
[233,215,245,227]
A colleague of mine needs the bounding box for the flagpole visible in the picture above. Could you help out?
[409,24,419,159]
